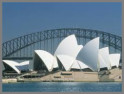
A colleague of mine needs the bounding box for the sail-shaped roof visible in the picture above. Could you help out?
[16,61,29,71]
[55,34,83,58]
[71,60,89,69]
[57,55,75,71]
[3,60,30,74]
[34,50,57,71]
[77,37,99,71]
[3,60,20,74]
[109,54,120,68]
[99,47,111,69]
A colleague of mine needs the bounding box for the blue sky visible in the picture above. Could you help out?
[2,2,122,42]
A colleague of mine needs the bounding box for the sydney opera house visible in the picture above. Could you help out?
[2,34,121,77]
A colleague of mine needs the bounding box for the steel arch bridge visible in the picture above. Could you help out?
[2,28,122,62]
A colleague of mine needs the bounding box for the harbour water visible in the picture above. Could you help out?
[2,82,122,92]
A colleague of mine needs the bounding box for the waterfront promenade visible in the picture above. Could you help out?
[2,68,122,83]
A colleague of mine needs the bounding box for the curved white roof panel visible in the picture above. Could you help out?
[3,60,30,74]
[99,47,111,69]
[53,56,58,68]
[16,61,30,71]
[77,37,100,71]
[3,60,21,74]
[3,60,19,65]
[98,55,108,69]
[35,50,57,72]
[71,60,89,69]
[75,45,83,58]
[71,60,80,69]
[77,60,89,69]
[109,54,120,68]
[55,34,83,58]
[19,61,29,65]
[57,55,75,71]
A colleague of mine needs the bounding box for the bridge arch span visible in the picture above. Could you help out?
[2,28,122,60]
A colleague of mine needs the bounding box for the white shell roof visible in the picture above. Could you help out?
[3,34,121,73]
[57,55,75,71]
[71,60,80,69]
[3,60,21,74]
[109,54,120,68]
[34,50,57,71]
[3,60,29,74]
[16,61,30,71]
[54,34,83,58]
[98,55,108,69]
[75,45,83,58]
[71,60,89,69]
[19,61,29,66]
[77,37,100,71]
[99,47,111,69]
[53,56,58,68]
